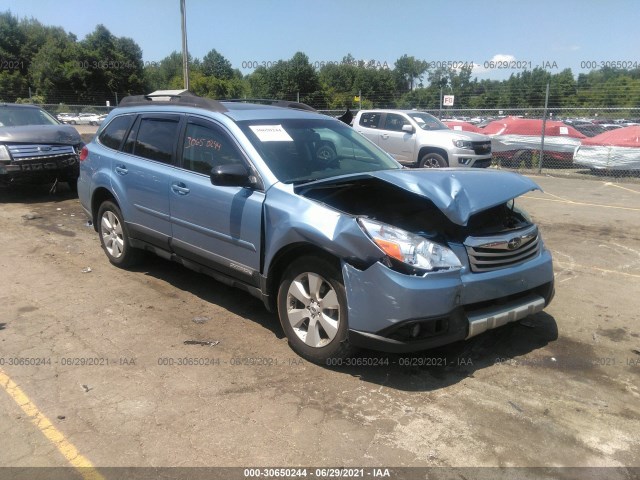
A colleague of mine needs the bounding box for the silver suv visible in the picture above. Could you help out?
[354,110,492,168]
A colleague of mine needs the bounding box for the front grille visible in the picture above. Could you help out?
[7,144,77,161]
[465,226,540,273]
[472,141,491,155]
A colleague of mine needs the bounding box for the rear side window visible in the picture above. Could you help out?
[359,112,382,129]
[132,117,180,164]
[99,115,135,150]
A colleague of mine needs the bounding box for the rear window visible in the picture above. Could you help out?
[99,115,135,150]
[132,117,180,164]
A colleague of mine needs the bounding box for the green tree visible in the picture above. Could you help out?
[394,55,428,91]
[201,49,236,80]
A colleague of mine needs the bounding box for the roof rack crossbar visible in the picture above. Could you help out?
[223,98,317,112]
[119,91,228,112]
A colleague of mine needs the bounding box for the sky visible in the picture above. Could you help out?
[2,0,639,80]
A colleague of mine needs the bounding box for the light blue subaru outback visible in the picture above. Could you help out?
[78,93,554,364]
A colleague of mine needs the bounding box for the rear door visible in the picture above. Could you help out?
[355,112,383,145]
[169,116,264,285]
[111,113,182,249]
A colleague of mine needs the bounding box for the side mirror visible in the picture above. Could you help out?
[210,163,254,187]
[402,124,414,133]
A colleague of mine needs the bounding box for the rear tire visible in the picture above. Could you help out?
[418,152,447,168]
[97,201,142,267]
[277,257,353,364]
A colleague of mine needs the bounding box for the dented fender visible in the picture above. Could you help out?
[262,182,382,272]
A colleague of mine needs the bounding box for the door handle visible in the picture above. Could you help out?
[171,182,190,195]
[114,165,128,175]
[380,134,389,139]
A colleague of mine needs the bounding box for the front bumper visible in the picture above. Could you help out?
[450,151,492,168]
[0,156,79,183]
[342,248,554,353]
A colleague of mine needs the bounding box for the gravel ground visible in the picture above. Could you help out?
[0,174,638,478]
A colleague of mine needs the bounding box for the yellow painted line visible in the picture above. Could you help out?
[522,195,640,212]
[0,368,105,480]
[554,261,640,279]
[604,182,640,194]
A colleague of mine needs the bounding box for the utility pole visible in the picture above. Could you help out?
[438,78,447,119]
[538,81,550,173]
[180,0,189,90]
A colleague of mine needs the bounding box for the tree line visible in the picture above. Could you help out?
[2,12,640,111]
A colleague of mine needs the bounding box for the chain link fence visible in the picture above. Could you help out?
[31,96,640,181]
[319,106,640,180]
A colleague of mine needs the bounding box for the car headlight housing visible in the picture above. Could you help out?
[0,145,11,162]
[453,139,473,150]
[358,218,462,272]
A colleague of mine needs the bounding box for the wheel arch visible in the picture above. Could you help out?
[91,187,118,232]
[417,146,449,166]
[265,242,342,312]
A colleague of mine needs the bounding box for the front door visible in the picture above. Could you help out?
[169,116,265,285]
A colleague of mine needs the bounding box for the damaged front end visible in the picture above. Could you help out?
[0,125,83,187]
[266,169,554,352]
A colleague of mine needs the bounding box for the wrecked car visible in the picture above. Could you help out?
[0,103,83,190]
[78,93,554,364]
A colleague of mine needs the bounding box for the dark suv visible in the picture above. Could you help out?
[0,104,83,189]
[78,93,554,364]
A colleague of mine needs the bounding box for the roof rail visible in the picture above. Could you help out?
[118,91,228,112]
[224,98,317,112]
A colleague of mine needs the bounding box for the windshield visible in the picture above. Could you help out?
[409,112,448,131]
[238,118,401,183]
[0,106,60,127]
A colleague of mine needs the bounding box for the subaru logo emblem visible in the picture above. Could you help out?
[507,237,522,250]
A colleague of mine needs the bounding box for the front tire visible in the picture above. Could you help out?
[97,201,142,267]
[418,152,447,168]
[277,257,353,364]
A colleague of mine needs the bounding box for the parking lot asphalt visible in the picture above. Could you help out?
[0,174,638,476]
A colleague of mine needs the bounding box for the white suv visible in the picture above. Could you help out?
[353,110,492,168]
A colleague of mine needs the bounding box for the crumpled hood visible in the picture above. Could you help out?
[0,125,82,144]
[365,169,540,225]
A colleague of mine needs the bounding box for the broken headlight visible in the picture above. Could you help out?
[358,218,462,272]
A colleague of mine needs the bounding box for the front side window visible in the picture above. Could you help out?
[182,121,244,174]
[132,117,180,163]
[383,113,410,132]
[99,115,135,150]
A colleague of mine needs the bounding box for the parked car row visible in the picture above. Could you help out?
[57,112,107,126]
[421,114,640,170]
